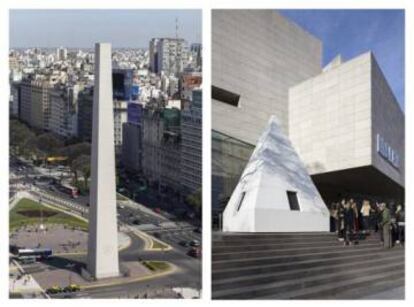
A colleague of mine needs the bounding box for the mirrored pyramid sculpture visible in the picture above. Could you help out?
[223,116,329,232]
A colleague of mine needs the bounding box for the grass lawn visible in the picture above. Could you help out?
[116,193,129,201]
[142,261,170,272]
[10,198,88,231]
[151,239,169,250]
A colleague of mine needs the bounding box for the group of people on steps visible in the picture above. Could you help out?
[330,199,405,248]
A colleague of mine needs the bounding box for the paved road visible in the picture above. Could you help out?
[33,231,201,298]
[10,155,201,298]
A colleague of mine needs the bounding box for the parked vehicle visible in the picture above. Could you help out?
[63,284,80,293]
[193,227,201,234]
[46,286,64,294]
[18,255,37,264]
[179,240,190,247]
[187,247,201,258]
[190,240,200,247]
[18,248,52,260]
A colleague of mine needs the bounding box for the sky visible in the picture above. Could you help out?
[10,10,201,48]
[280,10,405,110]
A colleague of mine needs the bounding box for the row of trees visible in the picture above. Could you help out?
[10,119,91,191]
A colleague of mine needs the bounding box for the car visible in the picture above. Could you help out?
[190,240,200,247]
[179,240,190,247]
[63,284,80,293]
[187,247,201,258]
[154,208,161,214]
[193,227,201,234]
[46,286,64,294]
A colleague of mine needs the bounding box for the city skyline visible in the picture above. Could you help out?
[10,10,202,49]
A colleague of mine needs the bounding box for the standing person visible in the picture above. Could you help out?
[373,203,380,232]
[395,204,405,245]
[360,200,371,234]
[378,203,392,249]
[337,200,345,241]
[330,202,339,232]
[351,200,359,234]
[343,201,355,246]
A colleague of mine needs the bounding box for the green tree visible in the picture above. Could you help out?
[72,154,91,192]
[35,133,64,156]
[10,119,35,156]
[186,189,202,216]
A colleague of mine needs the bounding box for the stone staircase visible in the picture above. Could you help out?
[212,232,404,299]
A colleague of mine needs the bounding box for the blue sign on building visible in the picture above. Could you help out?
[376,134,400,169]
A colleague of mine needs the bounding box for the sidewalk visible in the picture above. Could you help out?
[9,260,48,299]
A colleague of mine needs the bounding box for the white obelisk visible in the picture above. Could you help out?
[87,43,119,279]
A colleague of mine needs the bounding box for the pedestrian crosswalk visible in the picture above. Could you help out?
[31,190,88,215]
[152,229,201,247]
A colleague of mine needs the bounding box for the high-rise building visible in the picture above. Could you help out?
[149,38,160,74]
[142,108,163,186]
[112,68,133,101]
[122,102,143,173]
[142,106,181,194]
[180,89,202,194]
[159,108,181,193]
[78,85,128,148]
[9,82,20,117]
[77,87,94,142]
[190,43,202,69]
[113,100,128,153]
[156,38,188,76]
[56,47,68,61]
[49,85,79,138]
[19,77,52,131]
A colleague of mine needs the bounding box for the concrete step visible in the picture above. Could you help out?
[264,270,404,299]
[212,261,403,299]
[215,231,333,237]
[213,250,402,279]
[314,277,404,300]
[212,253,404,291]
[213,235,379,247]
[213,239,379,253]
[214,233,381,245]
[213,246,396,270]
[212,242,382,261]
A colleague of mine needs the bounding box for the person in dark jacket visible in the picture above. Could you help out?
[343,202,355,246]
[378,203,392,249]
[395,204,405,245]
